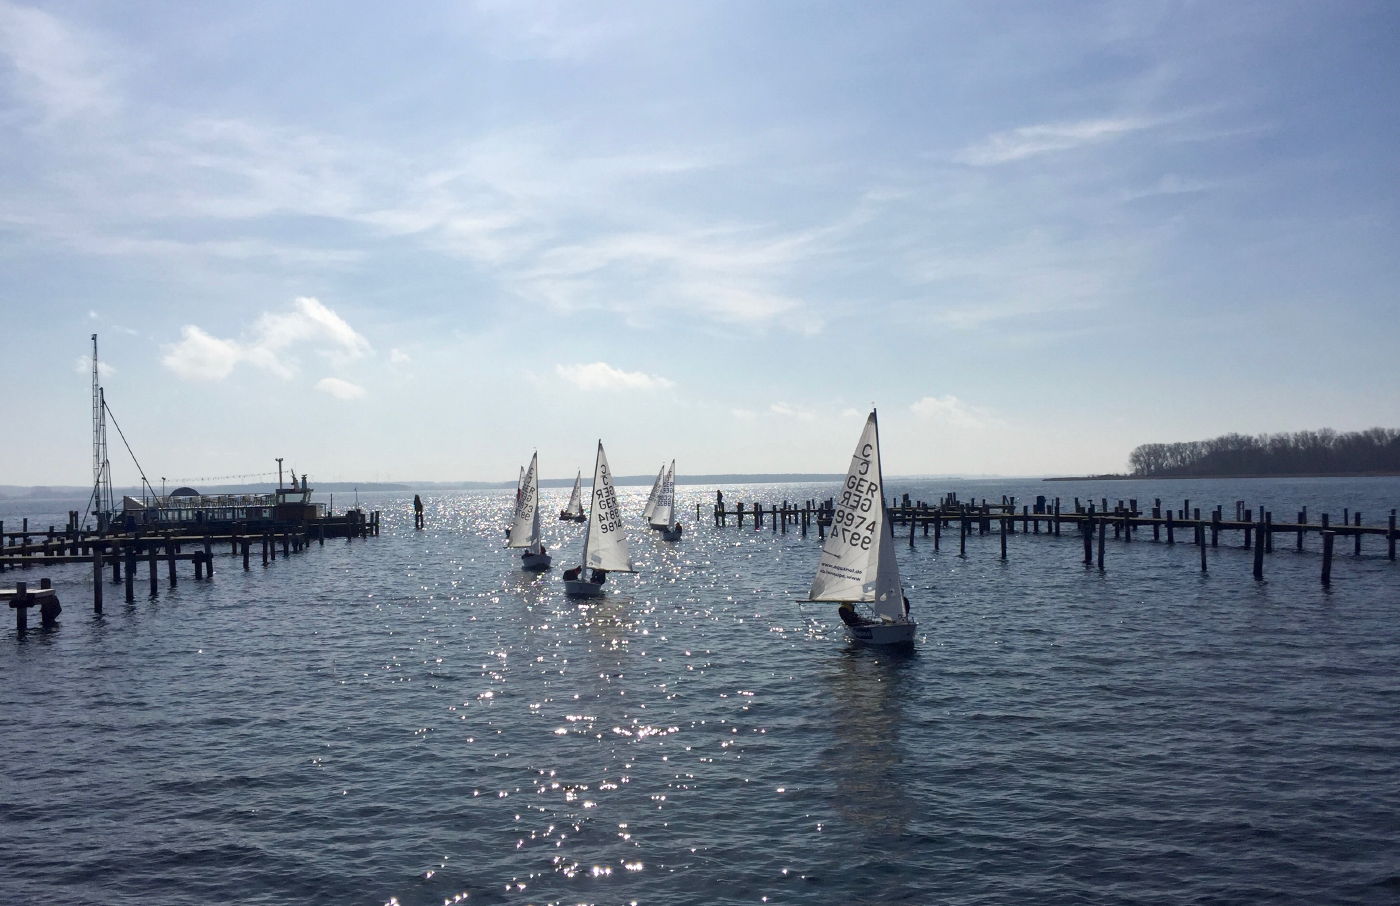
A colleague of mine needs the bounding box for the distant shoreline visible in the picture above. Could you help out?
[1044,471,1400,482]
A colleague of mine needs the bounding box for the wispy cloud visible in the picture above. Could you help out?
[314,377,366,400]
[909,395,1003,430]
[955,116,1161,166]
[0,0,116,123]
[73,354,114,377]
[161,297,371,382]
[555,361,673,391]
[769,402,817,421]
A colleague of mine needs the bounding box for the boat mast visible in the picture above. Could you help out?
[87,334,113,526]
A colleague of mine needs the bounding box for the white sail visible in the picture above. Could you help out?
[564,470,584,517]
[809,410,904,621]
[581,441,635,572]
[508,453,540,549]
[649,459,676,529]
[641,464,665,520]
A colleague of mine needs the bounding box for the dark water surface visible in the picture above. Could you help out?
[3,478,1399,905]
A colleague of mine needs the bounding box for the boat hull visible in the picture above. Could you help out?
[558,512,586,522]
[844,620,916,647]
[563,579,605,597]
[660,528,682,541]
[521,553,552,571]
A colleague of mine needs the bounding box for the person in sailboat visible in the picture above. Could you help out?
[563,566,582,581]
[838,603,869,627]
[590,568,607,585]
[903,594,911,618]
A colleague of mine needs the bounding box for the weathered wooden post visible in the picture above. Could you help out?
[1082,513,1093,566]
[1211,508,1221,547]
[1243,509,1253,550]
[959,513,967,557]
[999,514,1007,560]
[147,544,158,597]
[1253,517,1265,580]
[1097,519,1106,570]
[11,580,27,631]
[908,509,915,548]
[204,535,213,576]
[737,502,745,530]
[1166,511,1175,544]
[1321,531,1335,584]
[1389,510,1396,561]
[165,539,177,587]
[1297,509,1306,551]
[194,552,204,580]
[1054,498,1061,536]
[1152,499,1161,541]
[92,544,104,613]
[261,533,269,566]
[933,511,941,550]
[1197,523,1207,571]
[242,540,250,571]
[124,546,135,603]
[1264,512,1273,553]
[1123,508,1131,543]
[1354,512,1362,556]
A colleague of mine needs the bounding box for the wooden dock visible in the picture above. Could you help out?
[0,510,381,630]
[699,492,1397,583]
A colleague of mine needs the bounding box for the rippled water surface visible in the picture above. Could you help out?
[3,478,1399,905]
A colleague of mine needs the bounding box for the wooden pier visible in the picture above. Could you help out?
[698,492,1397,584]
[0,510,380,630]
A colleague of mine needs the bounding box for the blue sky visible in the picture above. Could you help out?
[2,0,1397,486]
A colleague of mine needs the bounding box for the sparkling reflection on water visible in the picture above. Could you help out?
[3,479,1399,905]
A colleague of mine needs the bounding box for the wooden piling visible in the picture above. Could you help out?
[242,540,250,571]
[1097,519,1106,570]
[1322,531,1335,584]
[1197,523,1207,571]
[1000,515,1007,560]
[166,539,177,587]
[1354,512,1362,556]
[147,544,157,597]
[92,544,104,613]
[124,546,135,603]
[959,514,967,557]
[933,513,941,550]
[1253,517,1265,580]
[1390,511,1396,561]
[1166,512,1175,544]
[1082,515,1093,566]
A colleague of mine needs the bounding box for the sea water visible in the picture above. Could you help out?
[2,477,1398,905]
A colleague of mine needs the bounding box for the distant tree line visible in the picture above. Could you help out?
[1129,428,1400,477]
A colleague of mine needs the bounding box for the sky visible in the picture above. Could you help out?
[1,0,1397,486]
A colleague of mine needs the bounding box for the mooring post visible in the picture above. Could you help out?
[1166,511,1175,544]
[92,543,104,613]
[1389,510,1396,561]
[959,513,967,557]
[194,552,204,580]
[165,539,177,587]
[1354,512,1362,556]
[1264,512,1273,553]
[1211,508,1221,547]
[1082,512,1093,566]
[242,540,250,570]
[1253,516,1266,580]
[204,535,213,576]
[1297,510,1306,551]
[1243,509,1253,550]
[1152,499,1161,541]
[908,509,915,548]
[1054,498,1061,536]
[1097,519,1106,570]
[124,546,135,603]
[261,533,269,566]
[1197,523,1207,571]
[737,502,745,530]
[1123,509,1132,543]
[770,504,777,534]
[1322,531,1335,584]
[147,544,157,597]
[933,512,941,550]
[1000,515,1007,560]
[12,580,27,631]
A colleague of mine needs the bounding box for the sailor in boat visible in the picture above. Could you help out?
[590,569,607,585]
[838,603,872,627]
[563,566,581,581]
[673,522,683,535]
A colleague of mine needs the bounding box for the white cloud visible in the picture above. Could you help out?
[161,326,242,381]
[314,377,366,400]
[955,117,1159,166]
[555,361,673,391]
[769,402,817,421]
[730,408,757,420]
[389,348,411,365]
[909,395,1002,430]
[161,297,371,382]
[0,0,116,122]
[73,354,114,377]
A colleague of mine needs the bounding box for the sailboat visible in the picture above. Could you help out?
[559,470,586,522]
[505,464,524,538]
[650,460,682,540]
[563,441,637,597]
[803,409,915,646]
[507,452,551,571]
[640,464,665,522]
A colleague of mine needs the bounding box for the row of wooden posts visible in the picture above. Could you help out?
[699,493,1397,584]
[2,511,380,631]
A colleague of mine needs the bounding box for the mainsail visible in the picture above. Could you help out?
[641,464,665,520]
[563,470,584,517]
[808,410,905,621]
[581,441,635,572]
[649,459,676,529]
[508,452,540,550]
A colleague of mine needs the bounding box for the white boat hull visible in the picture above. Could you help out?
[563,579,605,597]
[521,552,552,571]
[844,620,916,647]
